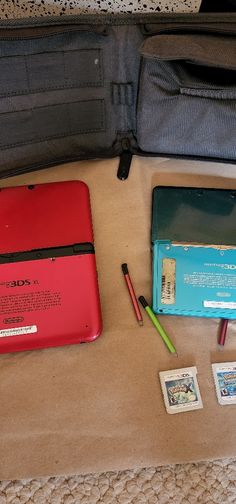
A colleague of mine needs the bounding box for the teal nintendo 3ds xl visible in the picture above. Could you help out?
[152,186,236,319]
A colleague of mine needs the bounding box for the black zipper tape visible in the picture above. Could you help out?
[0,149,121,180]
[2,147,236,183]
[0,243,94,264]
[0,12,235,29]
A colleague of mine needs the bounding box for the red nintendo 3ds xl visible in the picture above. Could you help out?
[0,181,102,353]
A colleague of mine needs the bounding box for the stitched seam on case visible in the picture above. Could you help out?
[0,82,103,97]
[180,87,236,99]
[0,99,105,149]
[98,47,103,85]
[0,98,103,115]
[0,126,106,150]
[0,29,107,40]
[0,48,101,59]
[0,48,103,94]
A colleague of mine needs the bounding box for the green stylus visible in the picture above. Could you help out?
[139,296,177,355]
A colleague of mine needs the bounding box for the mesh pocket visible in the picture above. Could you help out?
[137,34,236,160]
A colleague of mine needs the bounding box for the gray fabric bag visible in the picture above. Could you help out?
[0,12,236,179]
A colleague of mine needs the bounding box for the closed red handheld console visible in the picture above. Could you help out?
[0,181,102,353]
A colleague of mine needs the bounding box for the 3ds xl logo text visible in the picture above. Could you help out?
[0,279,39,288]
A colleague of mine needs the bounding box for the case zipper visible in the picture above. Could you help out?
[117,139,133,181]
[0,12,235,29]
[0,25,108,40]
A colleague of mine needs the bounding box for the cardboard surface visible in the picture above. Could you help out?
[1,156,236,480]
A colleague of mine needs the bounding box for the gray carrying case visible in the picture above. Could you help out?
[0,12,236,180]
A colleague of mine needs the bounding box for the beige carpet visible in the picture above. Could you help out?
[1,460,236,503]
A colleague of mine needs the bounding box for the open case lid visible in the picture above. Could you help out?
[152,186,236,246]
[0,180,93,253]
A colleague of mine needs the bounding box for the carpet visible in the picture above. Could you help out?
[1,460,236,504]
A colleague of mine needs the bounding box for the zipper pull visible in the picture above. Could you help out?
[117,139,133,181]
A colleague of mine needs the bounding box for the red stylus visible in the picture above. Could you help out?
[218,319,228,346]
[121,263,143,326]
